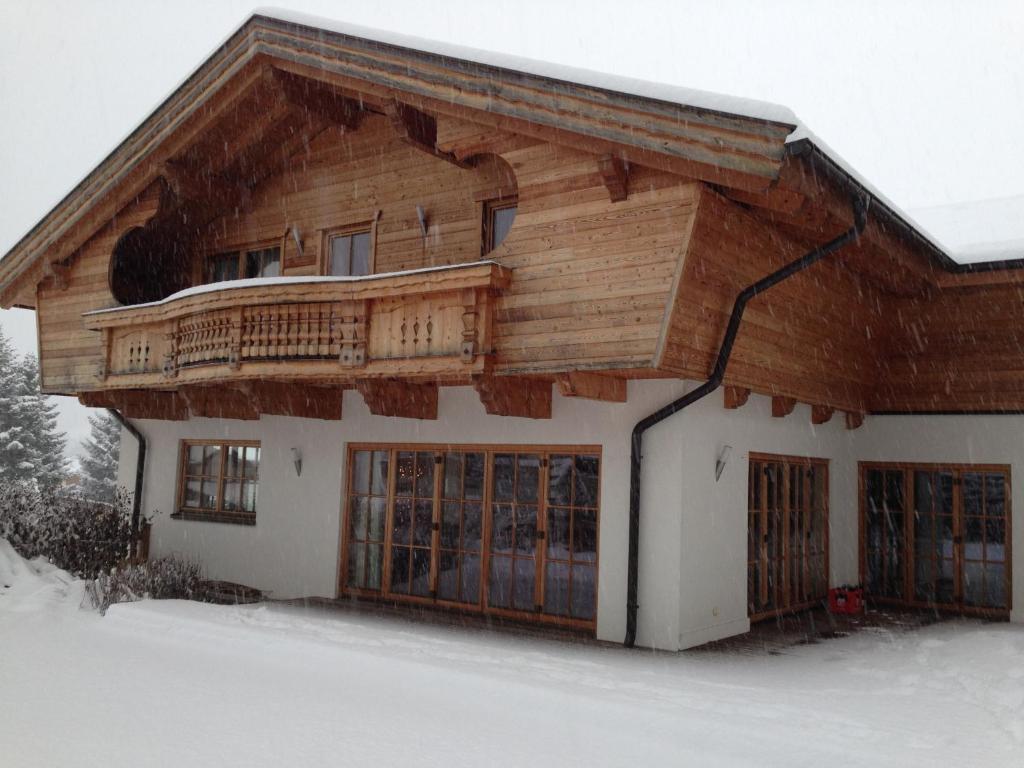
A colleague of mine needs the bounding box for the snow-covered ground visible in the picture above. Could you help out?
[1,540,1022,767]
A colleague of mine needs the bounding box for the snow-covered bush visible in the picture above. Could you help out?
[87,557,202,614]
[0,482,134,578]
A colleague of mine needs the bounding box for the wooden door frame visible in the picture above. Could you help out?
[748,452,831,622]
[337,441,602,631]
[858,461,1012,616]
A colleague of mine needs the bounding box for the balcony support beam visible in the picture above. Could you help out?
[474,375,552,419]
[356,378,438,420]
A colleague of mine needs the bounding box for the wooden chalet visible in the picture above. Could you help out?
[2,11,1022,649]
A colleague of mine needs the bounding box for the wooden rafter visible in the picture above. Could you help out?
[771,396,796,418]
[180,386,260,420]
[555,371,627,402]
[845,411,865,430]
[811,404,834,425]
[384,99,470,168]
[270,68,364,130]
[356,379,438,419]
[597,154,629,202]
[723,386,750,409]
[79,389,188,421]
[474,375,552,419]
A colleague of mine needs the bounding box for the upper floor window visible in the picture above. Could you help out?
[483,198,516,254]
[175,440,261,525]
[245,247,281,279]
[327,228,372,277]
[205,246,281,284]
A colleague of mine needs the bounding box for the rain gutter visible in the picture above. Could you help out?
[623,195,868,648]
[107,409,145,538]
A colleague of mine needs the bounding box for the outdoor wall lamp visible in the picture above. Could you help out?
[291,447,303,477]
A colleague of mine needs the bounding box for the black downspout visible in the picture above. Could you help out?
[107,409,146,538]
[623,196,868,648]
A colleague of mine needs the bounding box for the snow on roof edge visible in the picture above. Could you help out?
[253,8,798,128]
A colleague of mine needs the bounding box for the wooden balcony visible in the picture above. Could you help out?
[83,261,511,389]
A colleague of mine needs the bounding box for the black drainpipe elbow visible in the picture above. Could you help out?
[623,196,868,648]
[107,409,146,540]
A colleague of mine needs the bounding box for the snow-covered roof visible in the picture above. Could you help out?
[254,8,798,128]
[910,195,1024,264]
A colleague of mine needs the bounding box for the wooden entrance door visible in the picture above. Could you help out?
[747,454,829,620]
[861,463,1011,613]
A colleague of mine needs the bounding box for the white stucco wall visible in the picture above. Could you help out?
[129,381,692,651]
[117,383,1024,652]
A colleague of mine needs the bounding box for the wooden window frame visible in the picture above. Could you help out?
[480,196,517,256]
[858,461,1012,616]
[204,240,281,285]
[320,216,379,277]
[173,439,261,525]
[747,452,830,622]
[338,442,601,631]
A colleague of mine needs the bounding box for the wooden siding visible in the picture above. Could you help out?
[661,188,888,414]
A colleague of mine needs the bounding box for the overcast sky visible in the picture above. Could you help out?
[2,0,1023,457]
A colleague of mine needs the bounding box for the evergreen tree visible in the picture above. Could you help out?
[80,410,121,502]
[0,326,38,484]
[16,355,68,489]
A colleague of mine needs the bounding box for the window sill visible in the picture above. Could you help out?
[171,510,256,526]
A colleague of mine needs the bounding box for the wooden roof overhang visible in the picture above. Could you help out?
[0,13,796,310]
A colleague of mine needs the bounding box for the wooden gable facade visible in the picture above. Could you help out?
[3,14,1024,424]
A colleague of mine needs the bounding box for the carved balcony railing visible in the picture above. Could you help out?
[83,261,511,388]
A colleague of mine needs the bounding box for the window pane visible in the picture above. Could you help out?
[243,447,260,479]
[242,481,258,513]
[395,452,414,496]
[493,454,514,502]
[352,450,370,494]
[366,544,383,590]
[223,480,241,511]
[441,501,461,548]
[351,231,371,276]
[490,205,516,250]
[349,496,369,539]
[207,252,239,283]
[516,455,540,503]
[393,499,412,545]
[463,503,483,551]
[488,556,512,608]
[371,451,389,495]
[413,500,434,546]
[986,474,1006,516]
[415,452,435,498]
[184,478,201,507]
[460,554,481,603]
[573,509,598,562]
[347,544,366,589]
[443,453,463,500]
[515,506,537,553]
[437,550,459,601]
[548,455,573,505]
[547,507,570,560]
[369,497,387,542]
[570,564,597,620]
[187,445,204,474]
[224,446,243,478]
[574,455,600,507]
[202,445,221,475]
[410,549,432,597]
[544,562,570,616]
[246,247,280,278]
[390,547,409,594]
[464,453,485,500]
[329,235,352,276]
[512,558,535,611]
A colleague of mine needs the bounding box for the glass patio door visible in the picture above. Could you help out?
[861,464,1011,612]
[747,454,829,620]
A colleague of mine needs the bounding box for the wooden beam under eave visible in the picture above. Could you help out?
[555,372,627,403]
[180,386,260,420]
[79,390,188,421]
[598,154,629,202]
[474,375,552,419]
[811,404,834,424]
[844,411,865,430]
[771,396,796,418]
[244,382,343,421]
[384,99,468,168]
[356,379,438,420]
[270,68,364,130]
[723,386,750,409]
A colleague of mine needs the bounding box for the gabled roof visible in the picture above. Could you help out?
[0,8,1014,306]
[911,194,1024,264]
